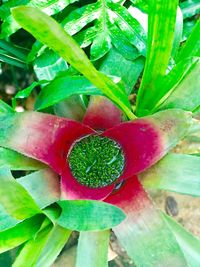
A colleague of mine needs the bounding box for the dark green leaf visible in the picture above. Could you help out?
[0,40,28,61]
[0,49,27,68]
[57,200,126,231]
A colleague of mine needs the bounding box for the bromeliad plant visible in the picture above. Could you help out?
[0,1,200,267]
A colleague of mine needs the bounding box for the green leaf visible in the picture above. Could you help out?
[0,214,44,253]
[76,230,110,267]
[0,49,27,68]
[0,204,20,232]
[0,40,28,61]
[107,2,146,56]
[156,57,200,112]
[149,57,200,112]
[0,100,14,114]
[18,169,60,209]
[136,0,179,115]
[0,147,44,170]
[108,22,139,61]
[163,213,200,267]
[99,48,145,95]
[35,75,102,110]
[0,0,77,38]
[35,225,71,267]
[171,7,183,58]
[34,47,68,81]
[182,20,196,41]
[12,80,48,109]
[176,19,200,62]
[0,168,41,220]
[180,0,200,19]
[12,6,135,119]
[53,95,86,121]
[62,0,146,60]
[57,200,126,231]
[141,153,200,197]
[13,223,71,267]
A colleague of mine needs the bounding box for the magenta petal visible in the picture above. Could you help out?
[103,109,191,179]
[102,119,162,180]
[83,96,121,130]
[2,112,94,173]
[61,164,115,200]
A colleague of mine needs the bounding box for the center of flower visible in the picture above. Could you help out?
[68,135,125,188]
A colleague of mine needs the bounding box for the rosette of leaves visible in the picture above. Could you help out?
[0,0,200,266]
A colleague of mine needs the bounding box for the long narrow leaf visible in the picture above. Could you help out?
[12,6,135,119]
[176,19,200,62]
[136,0,179,115]
[0,215,44,253]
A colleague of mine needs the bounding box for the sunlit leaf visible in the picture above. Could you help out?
[0,168,41,220]
[13,223,71,267]
[0,214,44,253]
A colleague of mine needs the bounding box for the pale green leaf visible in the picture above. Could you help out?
[141,153,200,197]
[163,213,200,267]
[18,169,60,209]
[76,231,110,267]
[57,200,126,231]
